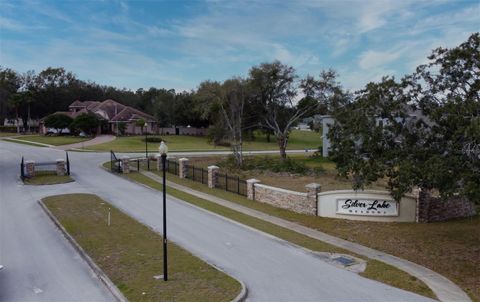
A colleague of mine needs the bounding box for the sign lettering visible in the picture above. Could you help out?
[336,198,398,216]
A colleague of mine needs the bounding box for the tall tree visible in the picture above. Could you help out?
[197,78,248,166]
[329,33,480,203]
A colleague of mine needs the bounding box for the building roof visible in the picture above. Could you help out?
[67,99,155,122]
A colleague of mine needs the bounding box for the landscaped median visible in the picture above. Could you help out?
[41,193,244,302]
[23,170,74,185]
[102,161,437,300]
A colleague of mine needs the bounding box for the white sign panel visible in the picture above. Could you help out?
[336,198,398,216]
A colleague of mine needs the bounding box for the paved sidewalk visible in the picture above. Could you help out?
[55,135,116,150]
[142,171,471,302]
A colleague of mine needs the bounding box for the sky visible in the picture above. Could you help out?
[0,0,479,92]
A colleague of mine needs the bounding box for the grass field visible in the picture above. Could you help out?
[24,170,74,185]
[184,154,388,192]
[104,163,435,299]
[125,162,477,301]
[88,130,321,152]
[11,135,91,146]
[43,194,241,302]
[0,132,19,137]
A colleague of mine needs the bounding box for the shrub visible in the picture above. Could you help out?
[142,136,163,143]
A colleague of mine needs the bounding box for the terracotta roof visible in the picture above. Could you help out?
[110,106,156,122]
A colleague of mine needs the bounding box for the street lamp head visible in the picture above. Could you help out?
[144,122,148,128]
[159,141,168,155]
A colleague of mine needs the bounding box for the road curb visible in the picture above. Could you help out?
[38,200,129,302]
[99,165,249,302]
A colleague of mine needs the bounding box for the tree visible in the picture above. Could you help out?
[197,78,248,166]
[70,113,99,135]
[249,61,335,160]
[44,113,73,134]
[329,33,480,203]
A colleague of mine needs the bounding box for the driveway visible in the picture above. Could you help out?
[0,141,436,302]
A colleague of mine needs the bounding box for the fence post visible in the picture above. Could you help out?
[25,160,35,178]
[246,179,261,200]
[137,159,140,172]
[237,176,240,194]
[56,159,66,176]
[207,166,219,188]
[121,156,130,174]
[66,151,70,175]
[156,155,161,171]
[225,173,228,191]
[305,183,321,215]
[192,165,195,180]
[178,158,189,179]
[201,168,204,184]
[20,156,24,180]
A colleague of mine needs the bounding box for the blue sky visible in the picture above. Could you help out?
[1,0,479,92]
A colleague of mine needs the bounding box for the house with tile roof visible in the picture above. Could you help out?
[40,99,157,135]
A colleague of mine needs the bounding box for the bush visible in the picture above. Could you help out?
[142,136,163,143]
[0,126,17,133]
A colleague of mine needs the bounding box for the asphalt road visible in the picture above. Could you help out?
[0,141,436,302]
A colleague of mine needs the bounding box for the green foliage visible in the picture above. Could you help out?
[44,113,73,133]
[70,113,99,135]
[220,155,326,175]
[142,136,163,143]
[135,118,146,127]
[329,33,480,203]
[117,122,127,136]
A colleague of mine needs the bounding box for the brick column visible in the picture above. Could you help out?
[246,179,261,200]
[207,165,219,188]
[305,183,321,215]
[121,156,130,174]
[156,154,162,171]
[417,188,431,223]
[56,159,66,176]
[25,160,35,177]
[178,158,189,179]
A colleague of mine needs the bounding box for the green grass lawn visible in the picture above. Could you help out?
[103,162,435,299]
[135,166,477,302]
[0,132,20,137]
[43,194,241,302]
[24,171,74,185]
[12,135,91,146]
[88,130,321,152]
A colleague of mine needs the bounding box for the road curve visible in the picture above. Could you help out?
[1,141,436,302]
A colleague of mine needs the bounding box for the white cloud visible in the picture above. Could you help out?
[358,49,402,70]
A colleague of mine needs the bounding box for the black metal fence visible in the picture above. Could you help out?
[109,151,247,197]
[110,150,122,173]
[217,173,247,196]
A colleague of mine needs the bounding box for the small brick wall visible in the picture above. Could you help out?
[417,190,476,222]
[253,184,316,215]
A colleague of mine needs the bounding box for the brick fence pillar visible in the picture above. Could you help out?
[121,156,130,174]
[207,165,219,188]
[156,154,162,171]
[178,158,189,179]
[417,188,431,223]
[246,179,261,200]
[25,160,35,177]
[305,183,321,215]
[56,159,66,176]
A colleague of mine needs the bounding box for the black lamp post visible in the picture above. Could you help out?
[159,141,168,281]
[144,122,149,170]
[144,122,148,158]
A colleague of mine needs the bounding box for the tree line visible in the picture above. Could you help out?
[1,33,478,202]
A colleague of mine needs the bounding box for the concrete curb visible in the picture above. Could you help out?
[3,137,54,147]
[99,165,249,302]
[231,280,248,302]
[38,200,129,302]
